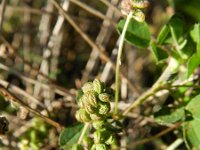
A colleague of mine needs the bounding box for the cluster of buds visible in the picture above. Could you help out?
[120,0,149,22]
[75,79,118,150]
[75,79,113,123]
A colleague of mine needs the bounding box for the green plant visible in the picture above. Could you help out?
[59,0,200,149]
[0,0,200,149]
[59,79,119,150]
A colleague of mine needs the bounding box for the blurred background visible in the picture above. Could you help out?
[0,0,199,149]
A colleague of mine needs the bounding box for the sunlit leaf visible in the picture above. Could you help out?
[154,107,184,125]
[117,19,151,48]
[186,94,200,121]
[157,25,170,45]
[59,124,84,149]
[190,23,200,56]
[187,53,200,78]
[184,119,200,149]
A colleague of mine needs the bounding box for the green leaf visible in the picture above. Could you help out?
[168,15,186,43]
[187,53,200,78]
[117,19,151,48]
[172,0,200,21]
[190,23,200,44]
[190,23,200,56]
[184,119,200,149]
[150,42,168,62]
[59,124,84,149]
[186,94,200,121]
[157,25,170,45]
[154,107,184,125]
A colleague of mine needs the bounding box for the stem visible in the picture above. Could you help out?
[115,11,133,115]
[127,122,181,147]
[78,123,90,144]
[0,85,63,131]
[166,138,183,150]
[123,58,178,116]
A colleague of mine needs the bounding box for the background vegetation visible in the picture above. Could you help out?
[0,0,200,149]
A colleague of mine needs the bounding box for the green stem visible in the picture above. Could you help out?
[78,123,90,144]
[122,58,178,116]
[115,11,133,115]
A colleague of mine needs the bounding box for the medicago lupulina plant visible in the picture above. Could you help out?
[58,0,200,149]
[0,0,199,149]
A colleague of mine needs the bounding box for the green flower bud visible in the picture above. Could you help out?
[132,0,149,9]
[71,144,84,150]
[90,114,103,121]
[75,109,91,123]
[78,95,85,108]
[85,104,97,114]
[91,144,108,150]
[92,120,105,130]
[132,9,145,22]
[105,134,116,145]
[84,91,98,107]
[93,129,111,143]
[83,136,93,149]
[93,79,103,94]
[98,102,111,115]
[82,82,93,93]
[98,93,111,102]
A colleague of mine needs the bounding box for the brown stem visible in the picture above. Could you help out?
[0,84,64,131]
[128,122,181,147]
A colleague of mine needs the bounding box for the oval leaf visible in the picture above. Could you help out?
[186,94,200,121]
[187,53,200,78]
[154,107,184,125]
[184,119,200,149]
[117,19,151,48]
[157,25,170,45]
[59,124,84,149]
[190,23,200,44]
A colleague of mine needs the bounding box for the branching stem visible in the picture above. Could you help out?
[123,58,178,116]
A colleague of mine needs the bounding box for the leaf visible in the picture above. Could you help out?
[117,19,151,48]
[168,14,186,43]
[190,23,200,56]
[187,53,200,78]
[157,25,170,45]
[190,23,200,44]
[150,41,168,62]
[184,119,200,149]
[59,124,84,149]
[186,94,200,121]
[157,14,186,46]
[154,107,184,125]
[171,0,200,21]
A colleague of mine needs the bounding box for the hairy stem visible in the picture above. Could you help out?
[115,11,133,115]
[78,123,90,144]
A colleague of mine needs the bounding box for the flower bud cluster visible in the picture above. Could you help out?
[75,79,113,123]
[75,79,118,150]
[120,0,149,22]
